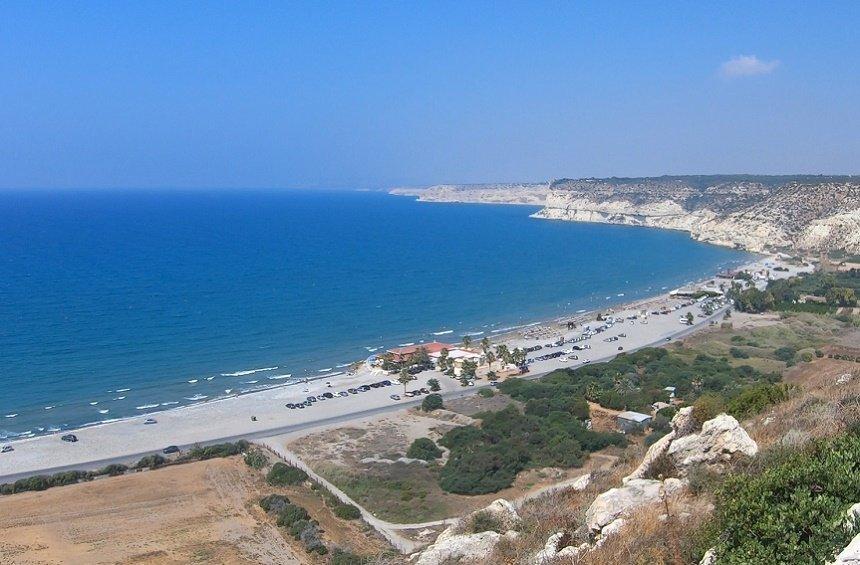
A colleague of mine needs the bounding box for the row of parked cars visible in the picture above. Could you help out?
[285,380,394,409]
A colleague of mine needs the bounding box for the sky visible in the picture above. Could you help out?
[1,1,858,189]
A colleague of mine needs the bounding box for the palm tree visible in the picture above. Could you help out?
[462,335,472,349]
[480,337,490,355]
[398,368,415,392]
[495,344,512,365]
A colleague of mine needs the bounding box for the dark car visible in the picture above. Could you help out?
[338,391,348,397]
[144,418,158,425]
[323,392,334,399]
[618,346,624,351]
[1,445,13,453]
[347,388,358,394]
[286,403,295,409]
[297,403,306,409]
[307,396,317,403]
[61,434,78,443]
[163,445,180,454]
[419,387,429,394]
[381,380,392,386]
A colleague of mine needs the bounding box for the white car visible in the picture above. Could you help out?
[1,445,13,453]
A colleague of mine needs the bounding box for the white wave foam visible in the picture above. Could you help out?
[4,414,18,418]
[224,389,233,394]
[98,409,109,414]
[135,404,159,410]
[89,401,99,405]
[336,363,352,368]
[433,330,454,335]
[44,406,54,410]
[115,388,131,393]
[398,342,415,347]
[185,394,208,401]
[113,396,126,401]
[318,368,333,372]
[243,380,258,384]
[161,401,179,406]
[267,374,292,380]
[205,376,215,381]
[187,379,198,383]
[220,366,278,377]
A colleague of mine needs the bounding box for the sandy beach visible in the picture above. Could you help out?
[0,256,808,482]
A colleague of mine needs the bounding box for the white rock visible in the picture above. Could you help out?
[585,478,685,531]
[668,413,758,474]
[838,374,853,385]
[533,532,568,564]
[830,532,860,565]
[624,406,696,482]
[416,531,518,565]
[570,473,591,491]
[699,547,717,565]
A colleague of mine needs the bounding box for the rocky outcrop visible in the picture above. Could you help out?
[625,406,696,482]
[413,499,521,565]
[585,477,687,532]
[668,414,758,474]
[391,183,549,205]
[394,176,860,254]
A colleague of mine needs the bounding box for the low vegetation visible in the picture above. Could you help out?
[407,437,443,461]
[266,462,309,486]
[421,393,444,412]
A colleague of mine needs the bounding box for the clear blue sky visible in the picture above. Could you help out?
[2,1,858,189]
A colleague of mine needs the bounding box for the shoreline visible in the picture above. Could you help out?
[0,252,752,442]
[0,254,808,482]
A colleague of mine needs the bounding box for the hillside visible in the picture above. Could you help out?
[392,175,860,254]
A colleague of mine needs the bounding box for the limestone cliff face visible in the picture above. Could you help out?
[392,176,860,254]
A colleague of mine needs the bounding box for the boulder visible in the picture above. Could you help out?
[624,407,696,482]
[585,478,686,532]
[668,414,758,474]
[415,531,518,565]
[699,548,717,565]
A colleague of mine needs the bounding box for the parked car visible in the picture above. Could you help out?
[419,387,429,394]
[347,388,358,394]
[489,380,500,387]
[1,445,13,453]
[61,434,78,443]
[618,346,624,351]
[404,391,415,398]
[144,418,158,425]
[162,445,180,454]
[381,380,392,386]
[322,392,334,399]
[389,394,401,400]
[286,403,295,409]
[307,396,317,403]
[338,391,349,397]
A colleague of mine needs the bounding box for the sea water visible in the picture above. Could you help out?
[0,189,751,436]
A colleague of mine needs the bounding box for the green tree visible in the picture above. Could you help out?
[398,368,415,391]
[685,312,694,324]
[407,437,443,460]
[462,335,472,348]
[427,378,441,392]
[422,393,444,411]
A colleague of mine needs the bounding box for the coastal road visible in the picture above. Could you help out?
[0,302,728,484]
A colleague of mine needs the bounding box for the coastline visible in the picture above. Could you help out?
[0,254,806,482]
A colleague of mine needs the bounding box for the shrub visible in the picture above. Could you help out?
[50,470,86,486]
[801,351,815,363]
[260,493,290,514]
[729,347,749,359]
[267,462,309,486]
[692,394,726,427]
[421,393,444,412]
[469,510,504,533]
[706,431,860,563]
[333,503,361,520]
[645,430,668,447]
[406,437,443,461]
[330,549,369,565]
[478,387,494,398]
[277,503,311,527]
[427,378,441,392]
[97,463,128,477]
[244,449,268,469]
[12,475,51,493]
[815,349,824,358]
[189,440,249,460]
[135,454,166,470]
[774,346,796,363]
[726,383,795,419]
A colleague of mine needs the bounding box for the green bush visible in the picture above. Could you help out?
[244,449,268,469]
[801,351,815,363]
[11,475,51,493]
[97,463,128,477]
[135,454,166,470]
[427,378,441,392]
[478,387,494,398]
[333,503,361,520]
[706,431,860,563]
[277,503,311,527]
[267,462,309,486]
[422,393,444,411]
[774,346,797,363]
[693,394,726,426]
[726,383,795,419]
[469,510,504,533]
[50,470,87,486]
[729,347,749,359]
[188,440,249,460]
[407,437,443,461]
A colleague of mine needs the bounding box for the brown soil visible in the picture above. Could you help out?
[0,457,301,565]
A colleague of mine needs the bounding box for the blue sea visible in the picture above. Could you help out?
[0,189,751,438]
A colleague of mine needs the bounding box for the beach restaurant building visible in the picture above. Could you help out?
[386,341,453,363]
